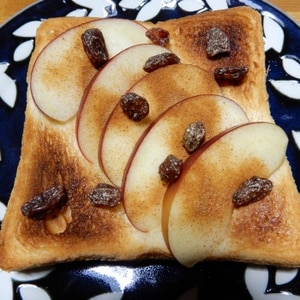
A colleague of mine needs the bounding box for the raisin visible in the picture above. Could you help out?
[21,186,68,219]
[232,176,273,207]
[214,66,248,82]
[88,183,121,207]
[206,27,230,57]
[182,122,205,153]
[81,28,109,69]
[159,154,183,184]
[146,27,170,46]
[120,92,149,121]
[143,52,180,73]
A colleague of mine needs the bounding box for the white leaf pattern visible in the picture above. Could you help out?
[0,63,9,73]
[89,5,117,17]
[275,269,299,285]
[178,0,205,12]
[292,130,300,151]
[13,20,42,38]
[10,268,54,282]
[119,0,145,10]
[161,0,177,9]
[13,39,34,62]
[269,80,300,100]
[66,8,89,17]
[0,270,13,300]
[0,65,17,108]
[18,284,51,300]
[206,0,228,10]
[281,55,300,79]
[245,266,300,299]
[72,0,117,17]
[0,202,6,221]
[136,0,162,21]
[245,266,269,296]
[238,0,262,10]
[263,14,284,53]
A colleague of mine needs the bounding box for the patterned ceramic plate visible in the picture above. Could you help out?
[0,0,300,299]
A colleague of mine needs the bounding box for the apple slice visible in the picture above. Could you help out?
[123,94,249,232]
[76,44,172,164]
[100,64,221,186]
[31,18,150,122]
[162,122,288,267]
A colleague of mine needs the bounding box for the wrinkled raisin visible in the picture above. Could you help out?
[146,27,170,46]
[88,183,121,207]
[182,122,205,153]
[233,176,273,207]
[81,28,109,69]
[214,66,248,82]
[21,186,68,219]
[206,27,230,57]
[143,52,180,73]
[120,92,149,121]
[159,154,183,184]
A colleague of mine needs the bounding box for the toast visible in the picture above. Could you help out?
[1,6,300,271]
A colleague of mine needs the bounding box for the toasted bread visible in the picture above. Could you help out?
[1,6,300,271]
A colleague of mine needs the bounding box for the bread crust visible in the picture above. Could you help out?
[1,6,300,271]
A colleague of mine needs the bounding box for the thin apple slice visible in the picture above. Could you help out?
[123,94,249,232]
[162,122,288,267]
[31,18,150,122]
[100,64,221,186]
[76,44,172,164]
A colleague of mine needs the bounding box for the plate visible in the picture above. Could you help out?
[0,0,300,299]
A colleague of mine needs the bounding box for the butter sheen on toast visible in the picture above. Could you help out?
[1,6,300,271]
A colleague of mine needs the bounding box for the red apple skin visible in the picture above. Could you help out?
[76,44,172,164]
[162,122,288,267]
[161,126,235,248]
[31,18,150,122]
[99,64,221,186]
[122,94,249,232]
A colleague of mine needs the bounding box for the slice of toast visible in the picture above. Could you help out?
[1,6,300,271]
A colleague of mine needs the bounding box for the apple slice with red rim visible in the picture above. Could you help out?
[122,94,249,232]
[76,43,172,164]
[99,64,221,186]
[31,18,151,122]
[162,122,288,267]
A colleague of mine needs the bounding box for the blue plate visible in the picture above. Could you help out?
[0,1,300,299]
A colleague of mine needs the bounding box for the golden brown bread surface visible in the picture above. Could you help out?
[0,103,171,269]
[156,8,270,122]
[1,6,300,271]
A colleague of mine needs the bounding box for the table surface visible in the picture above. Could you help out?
[0,0,299,25]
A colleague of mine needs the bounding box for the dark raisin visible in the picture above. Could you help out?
[214,66,248,82]
[143,52,180,73]
[159,154,183,184]
[233,176,273,207]
[146,27,170,47]
[21,186,68,219]
[88,183,121,207]
[120,92,149,121]
[182,122,206,153]
[206,27,230,57]
[81,28,109,69]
